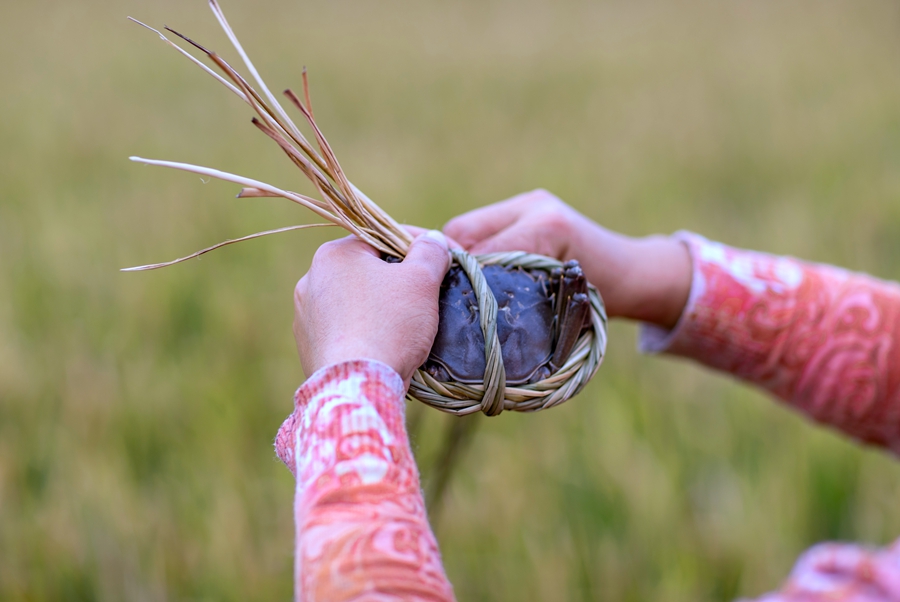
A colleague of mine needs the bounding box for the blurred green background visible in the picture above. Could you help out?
[3,0,900,599]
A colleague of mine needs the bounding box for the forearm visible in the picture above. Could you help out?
[275,360,455,602]
[641,233,900,454]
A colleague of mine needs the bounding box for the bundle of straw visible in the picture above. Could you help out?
[127,1,607,417]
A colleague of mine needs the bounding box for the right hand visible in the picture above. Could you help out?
[293,232,451,387]
[443,189,692,329]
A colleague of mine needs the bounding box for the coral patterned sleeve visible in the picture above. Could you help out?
[640,232,900,454]
[274,359,456,602]
[640,232,900,601]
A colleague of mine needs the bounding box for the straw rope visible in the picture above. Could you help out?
[126,2,608,417]
[408,249,608,416]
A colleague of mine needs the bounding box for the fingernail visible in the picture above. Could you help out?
[424,229,448,247]
[421,229,451,259]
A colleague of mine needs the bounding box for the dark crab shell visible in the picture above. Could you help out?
[425,264,555,385]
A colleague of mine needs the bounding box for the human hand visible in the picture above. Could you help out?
[293,231,451,386]
[443,189,691,328]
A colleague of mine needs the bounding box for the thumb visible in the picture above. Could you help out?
[404,230,452,281]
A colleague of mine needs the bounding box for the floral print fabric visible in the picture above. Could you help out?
[747,540,900,602]
[275,359,455,602]
[642,232,900,601]
[641,232,900,454]
[276,233,900,601]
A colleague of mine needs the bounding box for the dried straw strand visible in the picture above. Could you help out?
[123,224,334,272]
[125,2,607,417]
[207,0,305,144]
[126,18,247,101]
[125,12,412,264]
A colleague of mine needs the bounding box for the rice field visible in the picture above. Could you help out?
[2,0,900,599]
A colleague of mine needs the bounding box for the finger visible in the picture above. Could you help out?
[467,220,563,258]
[310,236,377,277]
[346,235,382,257]
[443,190,540,248]
[402,224,464,250]
[294,274,309,304]
[468,227,535,255]
[403,225,428,239]
[325,234,382,258]
[403,230,451,282]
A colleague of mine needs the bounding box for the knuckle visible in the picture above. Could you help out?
[309,238,351,272]
[315,239,341,258]
[443,216,469,240]
[540,206,571,229]
[309,247,332,270]
[294,276,309,304]
[410,240,449,264]
[528,188,563,208]
[419,237,449,259]
[407,263,443,288]
[443,215,463,232]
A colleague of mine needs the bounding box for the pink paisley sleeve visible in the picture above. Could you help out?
[274,359,455,602]
[743,539,900,602]
[640,232,900,601]
[640,232,900,454]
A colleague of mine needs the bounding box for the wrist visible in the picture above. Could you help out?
[564,219,691,327]
[624,235,692,328]
[300,358,406,398]
[311,349,403,382]
[277,358,407,476]
[568,220,644,320]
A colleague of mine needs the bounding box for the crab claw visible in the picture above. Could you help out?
[528,364,552,384]
[548,267,563,294]
[425,362,451,382]
[551,292,590,371]
[554,262,587,335]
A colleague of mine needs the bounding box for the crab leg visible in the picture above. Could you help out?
[553,261,583,341]
[551,292,590,371]
[551,261,590,371]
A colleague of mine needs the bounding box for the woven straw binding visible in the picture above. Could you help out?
[408,249,608,416]
[125,7,607,418]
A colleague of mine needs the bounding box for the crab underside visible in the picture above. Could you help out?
[423,260,591,385]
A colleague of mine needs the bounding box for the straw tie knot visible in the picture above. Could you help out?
[451,249,507,416]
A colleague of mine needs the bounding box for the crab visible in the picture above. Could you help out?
[422,260,592,385]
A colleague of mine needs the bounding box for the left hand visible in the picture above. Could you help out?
[443,189,691,328]
[293,231,452,387]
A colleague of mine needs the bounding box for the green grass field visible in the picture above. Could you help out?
[3,0,900,599]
